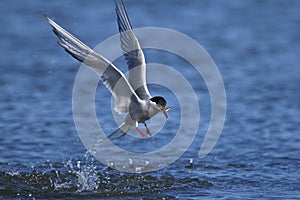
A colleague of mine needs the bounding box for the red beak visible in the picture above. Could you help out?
[162,108,168,120]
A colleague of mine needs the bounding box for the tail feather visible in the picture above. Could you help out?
[107,122,130,138]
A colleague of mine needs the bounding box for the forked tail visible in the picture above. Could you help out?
[107,122,130,138]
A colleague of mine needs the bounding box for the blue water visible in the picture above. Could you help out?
[1,0,300,199]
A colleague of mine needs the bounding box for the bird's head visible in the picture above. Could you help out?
[150,96,170,119]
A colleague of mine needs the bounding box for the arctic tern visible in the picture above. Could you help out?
[45,0,170,138]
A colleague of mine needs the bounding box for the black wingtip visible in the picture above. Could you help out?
[52,28,59,37]
[114,0,123,5]
[44,14,51,22]
[114,0,133,31]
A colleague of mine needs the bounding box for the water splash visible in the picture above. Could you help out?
[64,155,100,192]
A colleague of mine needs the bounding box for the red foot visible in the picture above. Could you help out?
[146,128,152,136]
[136,127,146,137]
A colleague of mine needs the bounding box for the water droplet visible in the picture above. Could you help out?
[77,161,81,169]
[185,158,194,168]
[129,158,133,165]
[135,167,142,173]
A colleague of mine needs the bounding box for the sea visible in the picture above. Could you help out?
[0,0,299,199]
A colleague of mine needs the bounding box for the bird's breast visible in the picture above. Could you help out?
[128,103,159,123]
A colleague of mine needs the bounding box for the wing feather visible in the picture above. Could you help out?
[115,0,151,100]
[45,15,140,113]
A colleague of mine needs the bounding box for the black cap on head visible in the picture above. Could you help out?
[150,96,167,108]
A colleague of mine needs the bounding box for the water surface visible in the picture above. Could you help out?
[0,0,299,199]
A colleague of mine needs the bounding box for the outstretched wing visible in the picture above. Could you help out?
[45,15,140,114]
[115,0,151,100]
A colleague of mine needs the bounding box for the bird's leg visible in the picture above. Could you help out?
[136,127,146,137]
[135,121,146,137]
[144,122,152,136]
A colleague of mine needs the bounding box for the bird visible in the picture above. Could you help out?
[45,0,170,138]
